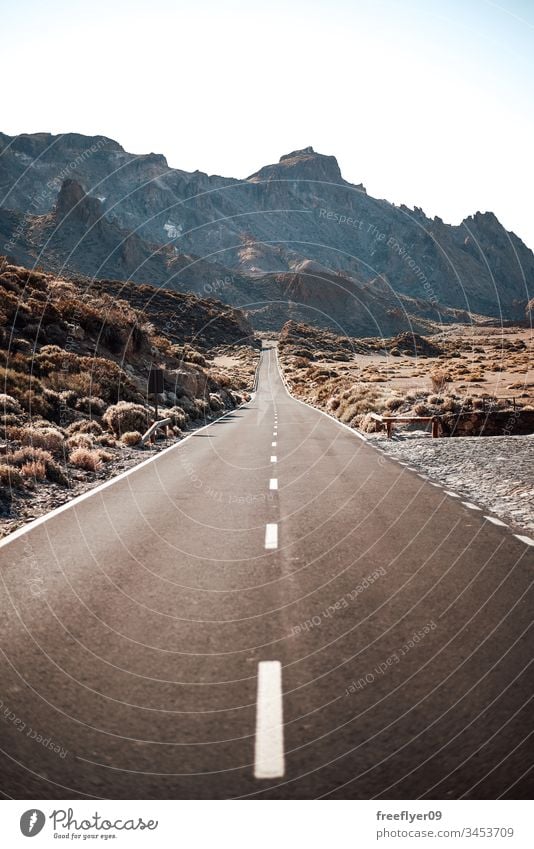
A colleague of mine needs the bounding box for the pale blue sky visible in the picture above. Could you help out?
[2,0,534,246]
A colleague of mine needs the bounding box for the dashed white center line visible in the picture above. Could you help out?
[514,534,534,547]
[270,455,277,463]
[462,502,482,511]
[272,441,277,447]
[254,660,285,779]
[269,478,278,490]
[264,523,278,549]
[484,516,507,527]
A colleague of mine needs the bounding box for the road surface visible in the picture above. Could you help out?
[0,344,532,799]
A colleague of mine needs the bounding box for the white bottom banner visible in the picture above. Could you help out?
[1,800,531,848]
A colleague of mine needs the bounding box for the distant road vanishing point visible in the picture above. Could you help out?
[0,343,532,799]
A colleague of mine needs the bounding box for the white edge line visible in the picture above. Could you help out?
[514,534,534,547]
[484,516,508,527]
[254,660,285,779]
[0,352,263,550]
[462,502,482,511]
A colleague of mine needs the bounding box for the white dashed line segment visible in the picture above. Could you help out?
[254,661,285,779]
[264,523,278,549]
[270,456,277,463]
[484,516,508,527]
[269,479,278,491]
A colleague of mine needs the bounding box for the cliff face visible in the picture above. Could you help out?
[0,132,532,325]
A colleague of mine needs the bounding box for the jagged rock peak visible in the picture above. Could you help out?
[248,146,344,185]
[54,179,102,225]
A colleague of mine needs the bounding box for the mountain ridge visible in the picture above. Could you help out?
[1,131,532,329]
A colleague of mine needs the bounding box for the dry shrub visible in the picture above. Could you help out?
[21,426,65,456]
[66,419,103,436]
[168,407,187,429]
[429,368,451,393]
[121,431,142,447]
[9,446,68,486]
[103,401,148,435]
[67,433,94,450]
[69,447,102,472]
[441,396,460,413]
[384,396,404,411]
[413,402,430,416]
[0,463,24,488]
[20,460,47,480]
[209,393,224,412]
[97,434,117,448]
[96,449,113,463]
[0,393,22,414]
[75,396,107,416]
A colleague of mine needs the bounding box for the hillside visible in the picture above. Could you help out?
[1,132,532,326]
[0,259,258,535]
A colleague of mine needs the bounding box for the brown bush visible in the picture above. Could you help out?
[209,393,224,412]
[429,368,451,393]
[20,460,47,480]
[120,431,142,446]
[21,426,65,456]
[103,401,148,435]
[67,433,94,450]
[66,419,103,436]
[168,407,187,429]
[96,449,114,463]
[413,402,430,416]
[0,393,23,414]
[0,463,24,488]
[9,446,68,486]
[69,447,102,472]
[75,396,107,416]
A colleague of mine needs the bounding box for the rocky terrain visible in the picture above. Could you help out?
[0,259,259,537]
[278,320,533,431]
[374,435,534,534]
[278,320,533,531]
[1,133,532,329]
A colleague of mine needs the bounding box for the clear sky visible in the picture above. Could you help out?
[2,0,534,247]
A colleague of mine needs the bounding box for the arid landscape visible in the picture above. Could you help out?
[0,259,259,537]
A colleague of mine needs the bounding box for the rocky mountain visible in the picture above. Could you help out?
[1,131,532,328]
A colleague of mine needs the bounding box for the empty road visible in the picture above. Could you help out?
[0,344,532,799]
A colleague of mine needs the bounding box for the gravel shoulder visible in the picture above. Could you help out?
[371,433,534,534]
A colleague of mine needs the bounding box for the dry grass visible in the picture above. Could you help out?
[69,447,102,472]
[20,460,47,480]
[120,431,142,446]
[103,402,148,436]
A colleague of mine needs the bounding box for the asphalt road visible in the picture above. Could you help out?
[0,343,532,799]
